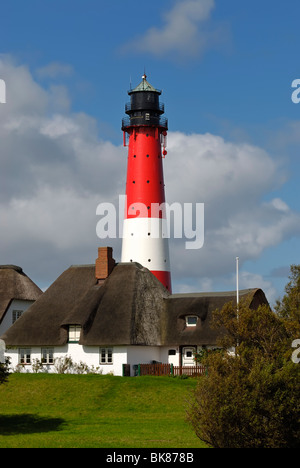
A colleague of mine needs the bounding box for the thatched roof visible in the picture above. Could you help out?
[163,288,268,346]
[1,264,97,346]
[0,265,42,325]
[1,262,268,347]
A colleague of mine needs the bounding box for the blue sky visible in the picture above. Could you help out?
[0,0,299,304]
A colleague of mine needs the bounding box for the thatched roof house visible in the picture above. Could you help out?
[0,265,42,337]
[1,249,268,375]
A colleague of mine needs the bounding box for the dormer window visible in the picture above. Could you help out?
[68,325,81,343]
[12,310,23,324]
[185,316,198,327]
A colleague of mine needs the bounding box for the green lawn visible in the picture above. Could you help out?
[0,373,207,448]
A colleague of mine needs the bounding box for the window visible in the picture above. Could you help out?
[12,310,23,324]
[146,93,154,103]
[41,348,54,365]
[19,348,31,364]
[168,349,176,356]
[185,316,198,327]
[68,325,81,343]
[100,347,113,364]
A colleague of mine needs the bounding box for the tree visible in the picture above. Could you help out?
[0,358,10,386]
[275,264,300,335]
[187,271,300,448]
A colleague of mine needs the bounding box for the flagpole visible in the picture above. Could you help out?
[236,256,239,316]
[236,257,239,350]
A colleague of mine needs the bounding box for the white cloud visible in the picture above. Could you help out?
[166,132,283,206]
[0,57,125,282]
[165,131,300,295]
[0,56,48,116]
[0,56,299,300]
[122,0,226,60]
[1,186,100,250]
[238,271,277,305]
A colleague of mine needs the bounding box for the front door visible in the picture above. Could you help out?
[182,347,196,366]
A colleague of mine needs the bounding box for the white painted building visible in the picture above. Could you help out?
[6,343,203,375]
[0,265,42,337]
[1,249,268,376]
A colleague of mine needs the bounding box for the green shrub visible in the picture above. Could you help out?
[187,267,300,448]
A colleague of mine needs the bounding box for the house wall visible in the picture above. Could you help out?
[6,345,176,376]
[127,346,160,376]
[5,344,209,376]
[5,344,128,376]
[0,300,35,337]
[160,346,180,366]
[127,346,185,374]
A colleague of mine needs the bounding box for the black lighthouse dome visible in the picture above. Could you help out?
[122,74,168,130]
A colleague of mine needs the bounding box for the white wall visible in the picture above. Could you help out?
[126,346,183,375]
[160,347,180,366]
[5,344,128,376]
[0,299,35,337]
[5,344,208,376]
[127,346,160,375]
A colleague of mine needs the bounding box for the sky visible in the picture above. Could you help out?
[0,0,300,305]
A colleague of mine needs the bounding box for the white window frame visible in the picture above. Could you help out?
[68,325,81,343]
[19,348,31,365]
[12,309,23,324]
[185,315,198,327]
[41,348,54,365]
[100,347,113,365]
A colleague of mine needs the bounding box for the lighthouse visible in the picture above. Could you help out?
[121,74,172,292]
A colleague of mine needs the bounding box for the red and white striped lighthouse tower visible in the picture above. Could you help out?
[121,74,171,292]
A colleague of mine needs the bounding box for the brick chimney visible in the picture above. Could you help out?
[95,247,115,283]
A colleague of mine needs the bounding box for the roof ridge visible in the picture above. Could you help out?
[0,265,23,272]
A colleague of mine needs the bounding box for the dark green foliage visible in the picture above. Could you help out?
[275,264,300,336]
[0,358,10,386]
[187,266,300,448]
[188,351,299,448]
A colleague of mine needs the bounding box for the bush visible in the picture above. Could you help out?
[188,351,299,448]
[53,356,102,374]
[187,280,300,448]
[0,357,10,386]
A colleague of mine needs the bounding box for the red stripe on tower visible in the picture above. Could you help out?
[121,74,172,292]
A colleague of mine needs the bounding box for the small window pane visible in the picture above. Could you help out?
[69,325,81,342]
[41,348,54,364]
[100,348,106,363]
[186,316,198,326]
[12,310,23,324]
[19,348,31,364]
[42,349,47,363]
[100,347,113,364]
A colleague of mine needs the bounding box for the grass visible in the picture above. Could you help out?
[0,373,207,448]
